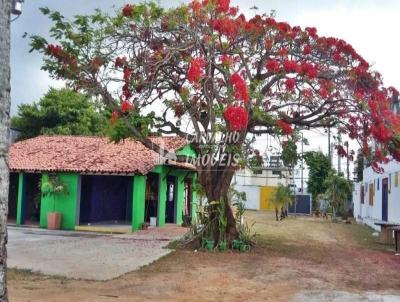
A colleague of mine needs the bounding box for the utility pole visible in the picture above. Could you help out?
[0,0,12,300]
[301,132,304,193]
[328,127,331,166]
[345,141,350,180]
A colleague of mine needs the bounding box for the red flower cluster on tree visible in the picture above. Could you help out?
[303,44,312,55]
[276,119,293,135]
[188,57,205,83]
[266,59,280,73]
[111,111,119,124]
[216,0,230,13]
[319,87,329,99]
[303,88,313,99]
[278,47,289,57]
[122,67,133,100]
[122,4,134,17]
[47,44,62,57]
[230,73,249,102]
[299,62,318,79]
[374,148,389,163]
[123,67,132,81]
[219,54,233,67]
[305,27,318,38]
[115,57,127,68]
[371,122,394,144]
[285,78,296,91]
[46,44,78,76]
[212,18,240,38]
[121,100,134,113]
[335,145,347,157]
[224,105,248,131]
[283,60,297,73]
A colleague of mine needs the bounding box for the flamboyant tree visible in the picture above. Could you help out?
[31,0,400,242]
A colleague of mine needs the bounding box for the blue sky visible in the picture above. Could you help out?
[10,0,400,114]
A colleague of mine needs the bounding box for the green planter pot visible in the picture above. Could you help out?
[205,240,215,251]
[219,241,228,251]
[239,244,250,252]
[232,239,243,250]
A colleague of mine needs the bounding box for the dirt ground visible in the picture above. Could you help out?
[8,211,400,301]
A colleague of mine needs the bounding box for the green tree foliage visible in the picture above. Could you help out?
[281,139,298,168]
[269,183,294,221]
[354,150,364,182]
[12,88,107,140]
[323,171,352,220]
[303,151,332,208]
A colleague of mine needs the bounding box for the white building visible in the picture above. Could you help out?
[233,155,292,210]
[353,160,400,231]
[353,95,400,230]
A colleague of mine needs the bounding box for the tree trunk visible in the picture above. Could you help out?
[0,0,11,300]
[275,208,279,221]
[198,165,238,245]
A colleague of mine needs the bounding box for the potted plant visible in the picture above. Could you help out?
[218,200,228,251]
[41,174,68,230]
[203,238,215,251]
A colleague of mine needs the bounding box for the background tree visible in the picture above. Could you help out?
[12,88,108,140]
[323,171,352,220]
[281,139,298,168]
[0,0,11,299]
[354,149,364,182]
[269,183,294,221]
[304,151,332,209]
[30,0,400,244]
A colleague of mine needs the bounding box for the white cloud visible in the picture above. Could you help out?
[292,4,400,89]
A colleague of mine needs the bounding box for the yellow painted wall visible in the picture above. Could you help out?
[259,186,277,211]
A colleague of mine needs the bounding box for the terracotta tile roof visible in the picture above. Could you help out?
[8,135,194,175]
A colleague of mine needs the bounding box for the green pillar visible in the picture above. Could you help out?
[132,175,146,231]
[191,173,198,222]
[16,172,25,225]
[158,168,167,227]
[39,173,49,228]
[176,173,184,225]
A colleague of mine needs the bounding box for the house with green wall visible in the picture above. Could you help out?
[8,135,197,232]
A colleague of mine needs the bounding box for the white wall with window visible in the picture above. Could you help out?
[353,160,400,230]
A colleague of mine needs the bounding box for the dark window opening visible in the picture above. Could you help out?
[8,173,19,222]
[79,175,132,225]
[145,173,159,223]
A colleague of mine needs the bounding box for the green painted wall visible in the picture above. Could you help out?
[191,173,198,222]
[157,167,167,227]
[40,173,79,230]
[176,174,184,225]
[176,145,197,158]
[16,173,24,225]
[132,175,146,231]
[169,170,188,225]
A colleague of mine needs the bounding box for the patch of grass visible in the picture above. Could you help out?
[7,268,37,281]
[244,211,387,256]
[165,239,180,249]
[7,268,68,282]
